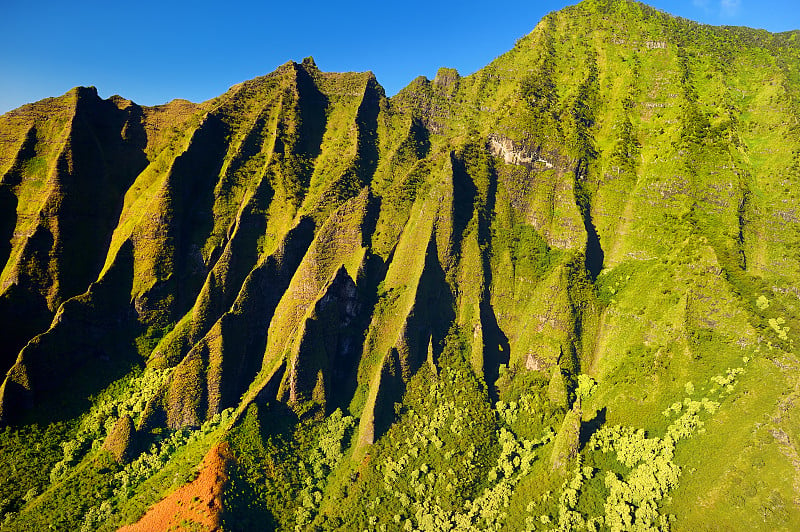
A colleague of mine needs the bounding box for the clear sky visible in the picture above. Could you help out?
[1,0,798,114]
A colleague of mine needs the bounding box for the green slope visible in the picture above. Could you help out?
[1,0,799,530]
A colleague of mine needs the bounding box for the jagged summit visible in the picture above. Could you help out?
[1,1,799,529]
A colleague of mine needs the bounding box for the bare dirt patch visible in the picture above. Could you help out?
[118,442,233,532]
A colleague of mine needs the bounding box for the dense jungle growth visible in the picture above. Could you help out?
[1,0,799,530]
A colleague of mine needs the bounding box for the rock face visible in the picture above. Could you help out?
[1,1,800,530]
[103,415,135,463]
[551,398,582,472]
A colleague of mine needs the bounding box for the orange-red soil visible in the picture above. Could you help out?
[118,443,233,532]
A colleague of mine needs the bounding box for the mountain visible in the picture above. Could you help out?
[1,0,799,529]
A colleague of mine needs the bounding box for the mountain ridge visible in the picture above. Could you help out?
[1,0,799,529]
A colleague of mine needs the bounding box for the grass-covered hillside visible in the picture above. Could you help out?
[1,0,799,529]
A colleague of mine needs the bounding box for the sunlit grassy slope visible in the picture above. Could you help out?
[0,0,799,530]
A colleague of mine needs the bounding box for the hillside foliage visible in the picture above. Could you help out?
[1,1,800,530]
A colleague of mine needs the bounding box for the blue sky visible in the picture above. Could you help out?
[1,0,798,114]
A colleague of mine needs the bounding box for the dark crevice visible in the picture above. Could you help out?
[191,150,276,342]
[134,113,229,329]
[0,284,50,379]
[0,239,140,426]
[0,224,56,375]
[449,151,479,264]
[272,63,329,205]
[353,77,381,185]
[579,406,606,450]
[201,178,274,329]
[407,117,431,160]
[218,105,276,194]
[372,349,405,441]
[0,124,37,188]
[574,159,604,280]
[387,117,430,181]
[172,114,230,319]
[737,186,751,271]
[54,93,148,307]
[413,233,457,370]
[479,160,509,401]
[295,63,329,164]
[0,124,36,273]
[0,95,148,371]
[287,267,363,417]
[480,300,510,403]
[372,233,455,442]
[326,77,382,206]
[215,217,317,414]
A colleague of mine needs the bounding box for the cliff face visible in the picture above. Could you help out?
[1,1,800,530]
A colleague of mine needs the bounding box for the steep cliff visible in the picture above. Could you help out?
[1,1,800,530]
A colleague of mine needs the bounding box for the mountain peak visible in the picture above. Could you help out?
[1,2,800,529]
[302,56,318,69]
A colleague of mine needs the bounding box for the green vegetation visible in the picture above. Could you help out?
[1,0,799,529]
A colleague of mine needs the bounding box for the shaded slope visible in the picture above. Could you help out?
[0,88,147,377]
[0,1,799,530]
